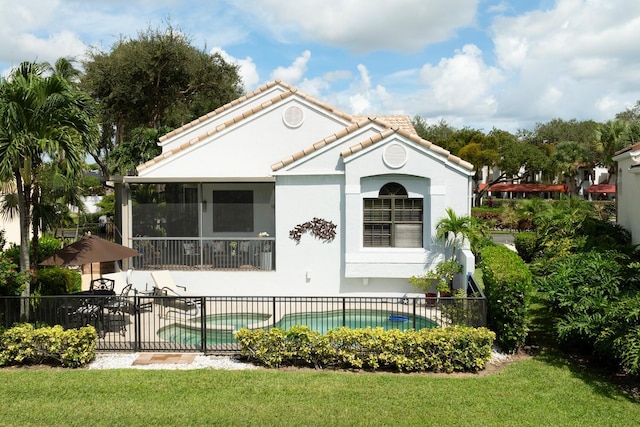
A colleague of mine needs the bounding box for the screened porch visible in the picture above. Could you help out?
[126,182,275,271]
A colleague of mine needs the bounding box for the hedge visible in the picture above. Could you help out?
[33,266,82,295]
[481,244,532,353]
[0,324,97,368]
[235,325,495,373]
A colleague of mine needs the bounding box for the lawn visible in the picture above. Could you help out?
[1,354,638,427]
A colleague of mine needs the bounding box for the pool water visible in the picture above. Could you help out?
[157,310,436,345]
[157,313,270,345]
[274,310,436,335]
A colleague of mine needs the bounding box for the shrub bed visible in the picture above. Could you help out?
[0,324,97,368]
[235,325,495,373]
[481,245,532,353]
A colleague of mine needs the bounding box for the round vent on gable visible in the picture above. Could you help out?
[383,144,407,168]
[283,105,304,128]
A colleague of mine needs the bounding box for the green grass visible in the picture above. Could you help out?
[1,355,638,427]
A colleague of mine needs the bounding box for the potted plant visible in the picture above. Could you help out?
[409,259,462,301]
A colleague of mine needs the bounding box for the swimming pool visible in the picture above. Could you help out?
[157,310,437,345]
[157,313,270,345]
[274,309,436,335]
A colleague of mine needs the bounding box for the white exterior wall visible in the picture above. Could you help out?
[0,215,20,249]
[341,137,473,291]
[140,99,350,180]
[159,86,288,153]
[614,151,640,245]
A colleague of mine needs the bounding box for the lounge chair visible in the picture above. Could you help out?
[150,271,201,319]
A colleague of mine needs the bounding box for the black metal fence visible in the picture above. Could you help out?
[0,294,486,354]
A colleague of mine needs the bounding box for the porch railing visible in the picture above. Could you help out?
[0,294,486,354]
[130,237,275,271]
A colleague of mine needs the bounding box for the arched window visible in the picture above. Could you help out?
[363,182,423,247]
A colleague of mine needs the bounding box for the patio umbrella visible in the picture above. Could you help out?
[40,234,140,279]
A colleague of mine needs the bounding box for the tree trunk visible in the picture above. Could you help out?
[16,173,32,321]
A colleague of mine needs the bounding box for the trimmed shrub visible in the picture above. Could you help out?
[481,244,532,353]
[33,266,82,295]
[0,323,97,368]
[513,232,540,263]
[235,325,495,373]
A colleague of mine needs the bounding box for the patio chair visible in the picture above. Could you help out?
[150,270,201,319]
[102,284,132,336]
[182,242,200,267]
[58,297,102,332]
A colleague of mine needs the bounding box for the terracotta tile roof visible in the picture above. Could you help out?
[614,141,640,156]
[272,116,474,172]
[352,114,417,134]
[137,81,355,173]
[586,183,616,194]
[480,183,569,193]
[271,119,371,171]
[158,81,283,142]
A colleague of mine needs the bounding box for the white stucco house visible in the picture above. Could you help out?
[113,81,475,296]
[613,142,640,245]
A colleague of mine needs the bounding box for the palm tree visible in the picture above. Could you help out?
[595,120,631,183]
[0,61,97,305]
[552,141,590,196]
[435,207,478,261]
[514,197,548,230]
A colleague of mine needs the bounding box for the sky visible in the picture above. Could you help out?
[1,0,639,133]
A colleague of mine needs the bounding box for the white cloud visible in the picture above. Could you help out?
[418,44,503,114]
[211,47,260,90]
[270,50,311,84]
[491,0,640,122]
[343,64,392,114]
[237,0,479,53]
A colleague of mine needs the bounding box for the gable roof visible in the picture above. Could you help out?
[271,116,474,172]
[614,141,640,157]
[136,81,472,175]
[137,81,354,173]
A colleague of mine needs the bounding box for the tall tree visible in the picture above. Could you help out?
[594,119,631,183]
[0,61,98,303]
[81,23,244,177]
[412,117,457,151]
[552,141,590,195]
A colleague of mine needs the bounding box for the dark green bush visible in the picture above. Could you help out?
[481,244,532,353]
[596,292,640,375]
[3,235,63,266]
[33,266,81,295]
[235,325,495,373]
[0,256,30,296]
[0,323,97,368]
[576,217,635,255]
[535,251,640,372]
[514,232,540,263]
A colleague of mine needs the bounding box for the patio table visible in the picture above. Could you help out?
[67,290,116,336]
